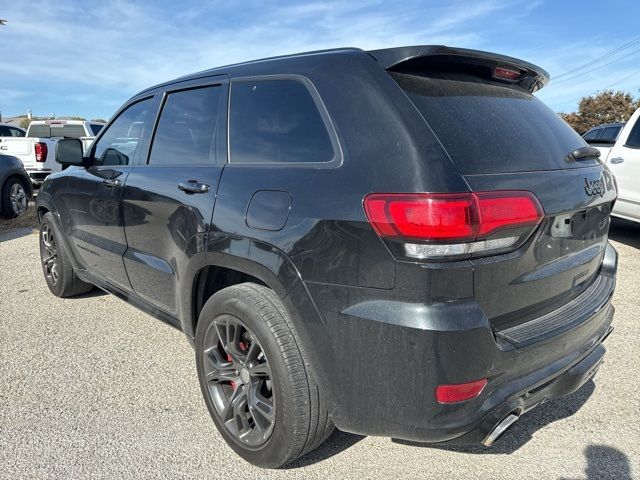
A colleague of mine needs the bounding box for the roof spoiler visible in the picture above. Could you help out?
[367,45,549,93]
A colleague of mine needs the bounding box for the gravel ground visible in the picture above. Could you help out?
[0,218,638,479]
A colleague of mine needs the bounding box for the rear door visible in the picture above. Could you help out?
[607,111,640,221]
[389,68,616,327]
[121,76,227,317]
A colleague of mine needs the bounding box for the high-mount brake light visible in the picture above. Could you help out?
[363,191,544,259]
[494,66,523,81]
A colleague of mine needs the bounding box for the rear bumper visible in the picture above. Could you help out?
[26,169,53,186]
[443,326,611,445]
[302,243,617,444]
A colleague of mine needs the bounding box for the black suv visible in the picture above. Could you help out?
[37,46,617,468]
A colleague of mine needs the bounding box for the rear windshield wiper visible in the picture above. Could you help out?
[566,146,601,162]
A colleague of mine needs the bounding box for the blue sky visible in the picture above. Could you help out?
[1,0,639,120]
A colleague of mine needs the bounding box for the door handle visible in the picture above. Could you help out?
[610,157,625,164]
[178,180,210,194]
[102,178,122,187]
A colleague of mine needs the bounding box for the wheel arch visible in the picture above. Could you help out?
[182,249,302,339]
[183,250,339,416]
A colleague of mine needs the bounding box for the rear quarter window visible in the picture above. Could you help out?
[229,78,335,164]
[390,72,595,174]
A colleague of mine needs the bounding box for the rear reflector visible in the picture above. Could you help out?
[364,191,543,242]
[436,378,488,404]
[35,142,48,163]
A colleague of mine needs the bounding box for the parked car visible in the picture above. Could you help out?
[0,120,104,187]
[582,122,625,161]
[37,45,617,468]
[0,123,26,138]
[0,154,32,218]
[583,110,640,222]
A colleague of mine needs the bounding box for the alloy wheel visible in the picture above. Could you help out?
[9,182,27,216]
[41,224,60,286]
[202,315,275,447]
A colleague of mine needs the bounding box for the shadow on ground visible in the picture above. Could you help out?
[285,430,365,468]
[560,444,634,480]
[609,217,640,249]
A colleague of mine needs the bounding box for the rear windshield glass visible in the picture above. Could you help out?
[28,124,86,138]
[390,72,596,174]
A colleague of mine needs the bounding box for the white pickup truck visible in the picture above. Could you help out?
[584,109,640,223]
[0,119,104,187]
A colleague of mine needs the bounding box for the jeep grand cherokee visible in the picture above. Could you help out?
[37,45,617,468]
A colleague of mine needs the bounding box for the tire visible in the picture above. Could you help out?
[0,176,28,219]
[39,212,94,298]
[195,283,334,468]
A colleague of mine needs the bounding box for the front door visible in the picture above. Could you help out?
[122,78,227,316]
[59,97,157,290]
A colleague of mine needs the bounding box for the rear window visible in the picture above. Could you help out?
[149,85,221,165]
[390,72,595,174]
[28,123,87,139]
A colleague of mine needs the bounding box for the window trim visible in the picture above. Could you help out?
[227,74,343,168]
[141,75,229,167]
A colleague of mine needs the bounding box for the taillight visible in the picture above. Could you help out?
[436,378,488,404]
[364,191,543,260]
[35,142,48,162]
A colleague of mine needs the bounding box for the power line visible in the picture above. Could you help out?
[552,68,640,110]
[553,36,640,80]
[602,68,640,90]
[548,47,640,87]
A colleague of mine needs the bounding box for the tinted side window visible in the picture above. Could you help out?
[90,124,104,136]
[230,79,334,164]
[9,127,25,137]
[583,129,602,141]
[149,86,221,165]
[625,121,640,148]
[599,126,621,143]
[93,98,153,166]
[0,126,8,136]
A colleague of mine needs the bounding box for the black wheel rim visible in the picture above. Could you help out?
[9,182,27,215]
[202,315,275,447]
[41,224,60,286]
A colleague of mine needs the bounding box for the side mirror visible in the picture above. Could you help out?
[56,138,85,166]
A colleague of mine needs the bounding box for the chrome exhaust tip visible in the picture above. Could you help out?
[482,413,519,447]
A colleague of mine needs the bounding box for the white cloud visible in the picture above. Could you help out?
[0,0,634,116]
